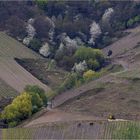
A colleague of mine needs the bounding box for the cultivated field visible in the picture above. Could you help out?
[1,121,140,139]
[0,78,18,99]
[0,32,39,59]
[0,32,50,93]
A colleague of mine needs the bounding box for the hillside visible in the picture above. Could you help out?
[1,1,140,139]
[22,25,140,129]
[0,32,50,93]
[58,25,140,120]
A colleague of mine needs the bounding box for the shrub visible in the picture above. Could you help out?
[35,0,48,10]
[1,92,32,126]
[8,121,17,128]
[74,47,105,70]
[83,70,95,81]
[87,59,100,70]
[60,56,75,70]
[28,38,42,52]
[62,73,78,90]
[25,85,48,106]
[127,15,140,28]
[47,59,56,70]
[74,47,95,62]
[56,72,83,93]
[33,16,53,39]
[73,60,87,73]
[127,19,134,27]
[6,16,26,38]
[27,92,43,113]
[134,15,140,22]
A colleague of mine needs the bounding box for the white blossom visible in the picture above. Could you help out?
[102,8,114,23]
[59,33,83,49]
[23,18,36,45]
[46,17,55,42]
[48,28,55,42]
[39,42,50,57]
[72,60,87,73]
[88,21,102,45]
[56,33,84,58]
[23,37,32,46]
[28,18,34,24]
[26,24,36,38]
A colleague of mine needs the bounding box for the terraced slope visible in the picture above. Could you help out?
[0,32,50,93]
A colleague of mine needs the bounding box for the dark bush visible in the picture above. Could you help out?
[28,38,42,52]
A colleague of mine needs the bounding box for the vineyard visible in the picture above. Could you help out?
[0,32,39,58]
[0,32,50,93]
[1,121,140,139]
[0,78,18,99]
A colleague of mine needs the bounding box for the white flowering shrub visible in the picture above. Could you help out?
[72,60,87,73]
[23,18,36,45]
[39,42,50,57]
[47,17,55,42]
[59,33,83,49]
[102,8,114,23]
[23,37,33,46]
[26,24,36,38]
[88,21,102,46]
[55,34,83,61]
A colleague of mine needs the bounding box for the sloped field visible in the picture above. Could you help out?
[1,121,140,139]
[60,79,140,120]
[115,69,140,80]
[0,78,18,98]
[0,32,39,59]
[0,32,50,93]
[103,25,140,57]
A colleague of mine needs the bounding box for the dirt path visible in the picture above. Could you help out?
[0,32,50,92]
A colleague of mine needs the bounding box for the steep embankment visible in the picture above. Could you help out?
[0,32,50,93]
